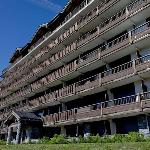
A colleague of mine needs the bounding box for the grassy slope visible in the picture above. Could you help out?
[0,143,150,150]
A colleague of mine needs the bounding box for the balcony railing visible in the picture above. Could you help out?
[76,74,100,93]
[78,33,130,68]
[127,0,148,15]
[1,53,150,110]
[0,23,150,106]
[101,61,134,84]
[42,91,150,125]
[0,2,150,106]
[1,0,149,91]
[6,54,150,111]
[0,0,120,85]
[77,7,99,29]
[77,27,99,48]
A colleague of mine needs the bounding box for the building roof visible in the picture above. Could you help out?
[8,0,84,66]
[4,111,41,125]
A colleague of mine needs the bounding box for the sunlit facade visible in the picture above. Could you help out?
[0,0,150,144]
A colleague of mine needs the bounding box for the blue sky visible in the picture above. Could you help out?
[0,0,68,75]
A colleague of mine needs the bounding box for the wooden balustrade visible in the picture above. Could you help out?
[100,8,126,34]
[1,0,149,92]
[127,0,149,15]
[1,53,150,109]
[101,61,134,84]
[42,92,150,125]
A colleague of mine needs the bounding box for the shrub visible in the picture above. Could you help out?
[38,132,147,144]
[111,134,127,143]
[77,135,86,143]
[100,135,112,143]
[126,132,145,142]
[86,135,101,143]
[39,137,51,144]
[0,140,6,145]
[50,134,69,144]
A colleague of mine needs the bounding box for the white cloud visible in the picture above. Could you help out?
[27,0,62,12]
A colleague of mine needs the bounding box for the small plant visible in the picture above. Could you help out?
[37,132,147,145]
[50,134,69,144]
[0,140,6,145]
[126,132,145,142]
[111,134,127,143]
[86,135,101,143]
[39,137,51,144]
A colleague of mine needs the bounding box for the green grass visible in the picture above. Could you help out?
[0,143,150,150]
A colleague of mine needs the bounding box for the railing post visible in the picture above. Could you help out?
[99,73,102,86]
[96,6,99,16]
[75,22,78,31]
[7,126,12,145]
[132,59,137,73]
[74,60,78,70]
[100,102,103,116]
[128,31,132,43]
[86,0,88,5]
[125,6,129,18]
[98,48,101,59]
[136,93,141,102]
[97,26,100,35]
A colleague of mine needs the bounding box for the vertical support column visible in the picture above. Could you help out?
[134,81,144,102]
[5,133,7,141]
[16,122,21,144]
[84,124,91,137]
[131,50,142,73]
[105,64,110,70]
[138,115,150,136]
[26,127,32,143]
[61,126,66,137]
[7,127,12,144]
[128,31,132,43]
[20,131,23,144]
[109,120,116,135]
[76,124,79,137]
[107,90,114,107]
[62,103,66,112]
[125,6,129,17]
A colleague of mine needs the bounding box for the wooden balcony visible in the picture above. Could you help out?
[101,61,135,84]
[99,8,126,35]
[127,0,150,17]
[76,75,100,93]
[43,109,76,126]
[1,2,150,110]
[1,53,150,111]
[1,0,149,93]
[77,6,98,29]
[43,92,150,126]
[77,27,99,48]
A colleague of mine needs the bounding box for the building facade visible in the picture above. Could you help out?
[0,0,150,144]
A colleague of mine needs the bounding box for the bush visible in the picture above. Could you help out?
[126,132,145,142]
[38,132,147,144]
[0,140,6,145]
[39,137,51,144]
[50,134,69,144]
[86,135,101,143]
[111,134,127,143]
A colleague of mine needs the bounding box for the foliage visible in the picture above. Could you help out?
[0,140,6,145]
[39,137,51,144]
[35,132,147,145]
[126,132,145,142]
[49,134,69,144]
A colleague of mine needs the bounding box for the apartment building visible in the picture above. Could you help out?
[0,0,150,144]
